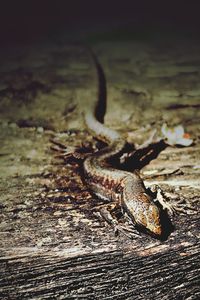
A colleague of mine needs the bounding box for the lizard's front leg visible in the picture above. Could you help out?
[148,184,196,215]
[92,203,140,238]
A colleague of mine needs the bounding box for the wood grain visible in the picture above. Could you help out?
[0,40,200,299]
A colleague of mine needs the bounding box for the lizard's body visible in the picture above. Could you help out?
[83,62,162,236]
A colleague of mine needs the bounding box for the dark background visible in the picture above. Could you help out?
[0,1,200,45]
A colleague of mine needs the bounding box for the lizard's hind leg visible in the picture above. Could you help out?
[50,138,95,161]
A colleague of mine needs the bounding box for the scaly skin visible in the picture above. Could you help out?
[83,110,162,236]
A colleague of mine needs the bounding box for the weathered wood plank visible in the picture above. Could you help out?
[0,38,200,299]
[1,243,200,299]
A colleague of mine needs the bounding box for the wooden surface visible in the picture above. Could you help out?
[0,37,200,299]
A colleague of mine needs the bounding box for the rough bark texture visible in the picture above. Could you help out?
[0,34,199,299]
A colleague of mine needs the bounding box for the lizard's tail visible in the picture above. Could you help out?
[83,46,120,144]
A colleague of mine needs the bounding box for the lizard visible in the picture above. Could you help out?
[82,49,164,237]
[51,47,194,238]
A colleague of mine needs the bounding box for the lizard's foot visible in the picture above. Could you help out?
[51,140,78,157]
[50,139,93,160]
[137,129,158,149]
[93,204,140,238]
[119,130,158,164]
[149,184,197,216]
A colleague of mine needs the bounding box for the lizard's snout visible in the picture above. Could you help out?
[146,204,162,236]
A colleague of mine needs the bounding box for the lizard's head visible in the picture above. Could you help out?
[143,203,162,236]
[124,193,162,236]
